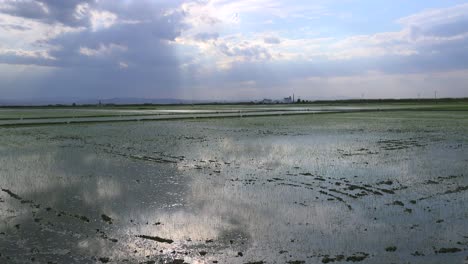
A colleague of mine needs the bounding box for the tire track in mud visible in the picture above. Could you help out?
[0,187,186,263]
[1,187,93,225]
[416,174,467,201]
[0,187,123,262]
[264,173,404,211]
[48,134,186,165]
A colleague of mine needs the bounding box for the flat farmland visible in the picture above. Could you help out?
[0,105,467,263]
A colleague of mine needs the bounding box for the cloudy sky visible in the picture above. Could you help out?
[1,0,468,101]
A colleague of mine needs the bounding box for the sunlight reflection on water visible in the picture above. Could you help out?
[0,112,467,263]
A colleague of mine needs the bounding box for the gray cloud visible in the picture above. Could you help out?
[0,0,49,20]
[203,4,468,84]
[0,0,95,27]
[0,0,186,98]
[216,42,272,61]
[193,32,219,42]
[264,36,280,44]
[0,23,30,30]
[420,18,468,37]
[1,1,468,100]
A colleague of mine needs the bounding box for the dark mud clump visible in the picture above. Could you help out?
[320,252,369,263]
[411,251,425,256]
[167,260,187,264]
[136,235,174,244]
[444,185,468,194]
[435,248,461,254]
[345,252,369,262]
[385,246,397,252]
[377,180,393,185]
[1,188,22,200]
[346,184,383,196]
[321,255,344,263]
[377,138,426,150]
[78,215,90,222]
[101,214,113,224]
[98,257,110,263]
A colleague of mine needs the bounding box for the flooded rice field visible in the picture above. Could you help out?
[0,110,467,263]
[0,104,447,127]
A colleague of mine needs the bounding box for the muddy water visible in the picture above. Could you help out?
[0,111,467,263]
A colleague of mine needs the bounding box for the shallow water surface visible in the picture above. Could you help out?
[0,111,467,263]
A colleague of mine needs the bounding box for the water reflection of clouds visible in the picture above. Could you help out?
[135,122,467,261]
[140,136,390,260]
[0,132,189,262]
[1,117,467,263]
[0,151,79,192]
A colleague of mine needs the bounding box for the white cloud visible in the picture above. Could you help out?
[90,9,118,31]
[264,36,281,44]
[2,1,468,99]
[79,43,127,57]
[0,48,55,60]
[176,33,279,70]
[178,1,468,69]
[179,0,328,36]
[118,61,128,69]
[180,0,279,28]
[398,3,468,28]
[0,12,83,64]
[74,4,119,32]
[0,13,82,45]
[323,4,468,60]
[189,68,468,100]
[74,2,91,21]
[289,69,468,99]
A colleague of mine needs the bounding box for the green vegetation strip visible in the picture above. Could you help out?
[1,107,467,128]
[0,108,322,121]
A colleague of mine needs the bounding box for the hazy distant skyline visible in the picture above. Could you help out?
[1,0,468,101]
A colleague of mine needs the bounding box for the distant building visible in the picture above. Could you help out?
[256,96,297,104]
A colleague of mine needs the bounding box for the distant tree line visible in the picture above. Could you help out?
[295,99,313,104]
